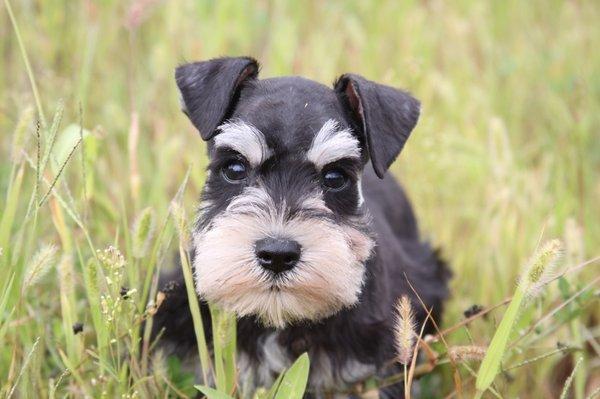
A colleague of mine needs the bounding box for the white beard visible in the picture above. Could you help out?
[193,187,374,327]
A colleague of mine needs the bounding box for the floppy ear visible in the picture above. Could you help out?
[334,74,420,178]
[176,57,259,140]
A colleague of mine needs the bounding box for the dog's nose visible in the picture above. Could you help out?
[255,238,301,274]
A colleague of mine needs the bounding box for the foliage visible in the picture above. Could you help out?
[0,0,599,397]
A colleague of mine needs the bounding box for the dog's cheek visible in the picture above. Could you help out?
[288,220,366,307]
[193,213,266,301]
[343,225,375,263]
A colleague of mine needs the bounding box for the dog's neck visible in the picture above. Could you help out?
[234,257,396,395]
[236,317,383,396]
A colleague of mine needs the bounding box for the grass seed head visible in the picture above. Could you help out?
[24,244,57,288]
[132,207,155,259]
[520,239,563,297]
[11,106,34,162]
[394,295,416,365]
[448,345,487,363]
[170,200,190,244]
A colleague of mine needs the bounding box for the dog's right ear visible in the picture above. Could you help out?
[176,57,259,140]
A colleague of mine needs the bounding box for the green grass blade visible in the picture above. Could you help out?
[0,273,16,344]
[3,0,47,128]
[194,384,234,399]
[0,165,25,263]
[58,254,80,363]
[180,245,212,384]
[265,370,285,399]
[274,352,310,399]
[6,337,41,399]
[80,253,109,359]
[475,287,525,396]
[210,305,237,394]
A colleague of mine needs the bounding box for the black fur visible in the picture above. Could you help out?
[152,57,450,398]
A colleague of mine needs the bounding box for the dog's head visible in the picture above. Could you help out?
[177,57,420,327]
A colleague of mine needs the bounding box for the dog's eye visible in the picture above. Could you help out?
[322,169,348,191]
[222,161,248,183]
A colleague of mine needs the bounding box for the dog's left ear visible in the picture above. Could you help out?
[176,57,259,140]
[334,74,420,178]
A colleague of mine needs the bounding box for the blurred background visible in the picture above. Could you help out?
[1,0,599,397]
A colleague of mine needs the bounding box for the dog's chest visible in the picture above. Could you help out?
[237,332,376,398]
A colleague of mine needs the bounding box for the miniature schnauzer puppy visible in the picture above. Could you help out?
[152,56,450,398]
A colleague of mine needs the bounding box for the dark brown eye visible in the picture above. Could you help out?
[222,161,247,183]
[322,169,348,191]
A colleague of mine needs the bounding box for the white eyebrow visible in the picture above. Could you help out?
[213,120,273,166]
[306,119,361,168]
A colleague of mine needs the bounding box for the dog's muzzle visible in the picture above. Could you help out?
[193,187,374,327]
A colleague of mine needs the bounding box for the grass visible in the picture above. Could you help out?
[1,0,599,397]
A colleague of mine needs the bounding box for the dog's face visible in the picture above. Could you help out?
[176,57,420,327]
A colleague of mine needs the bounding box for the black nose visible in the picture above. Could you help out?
[255,238,301,274]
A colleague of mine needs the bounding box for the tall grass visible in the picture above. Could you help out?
[1,0,599,397]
